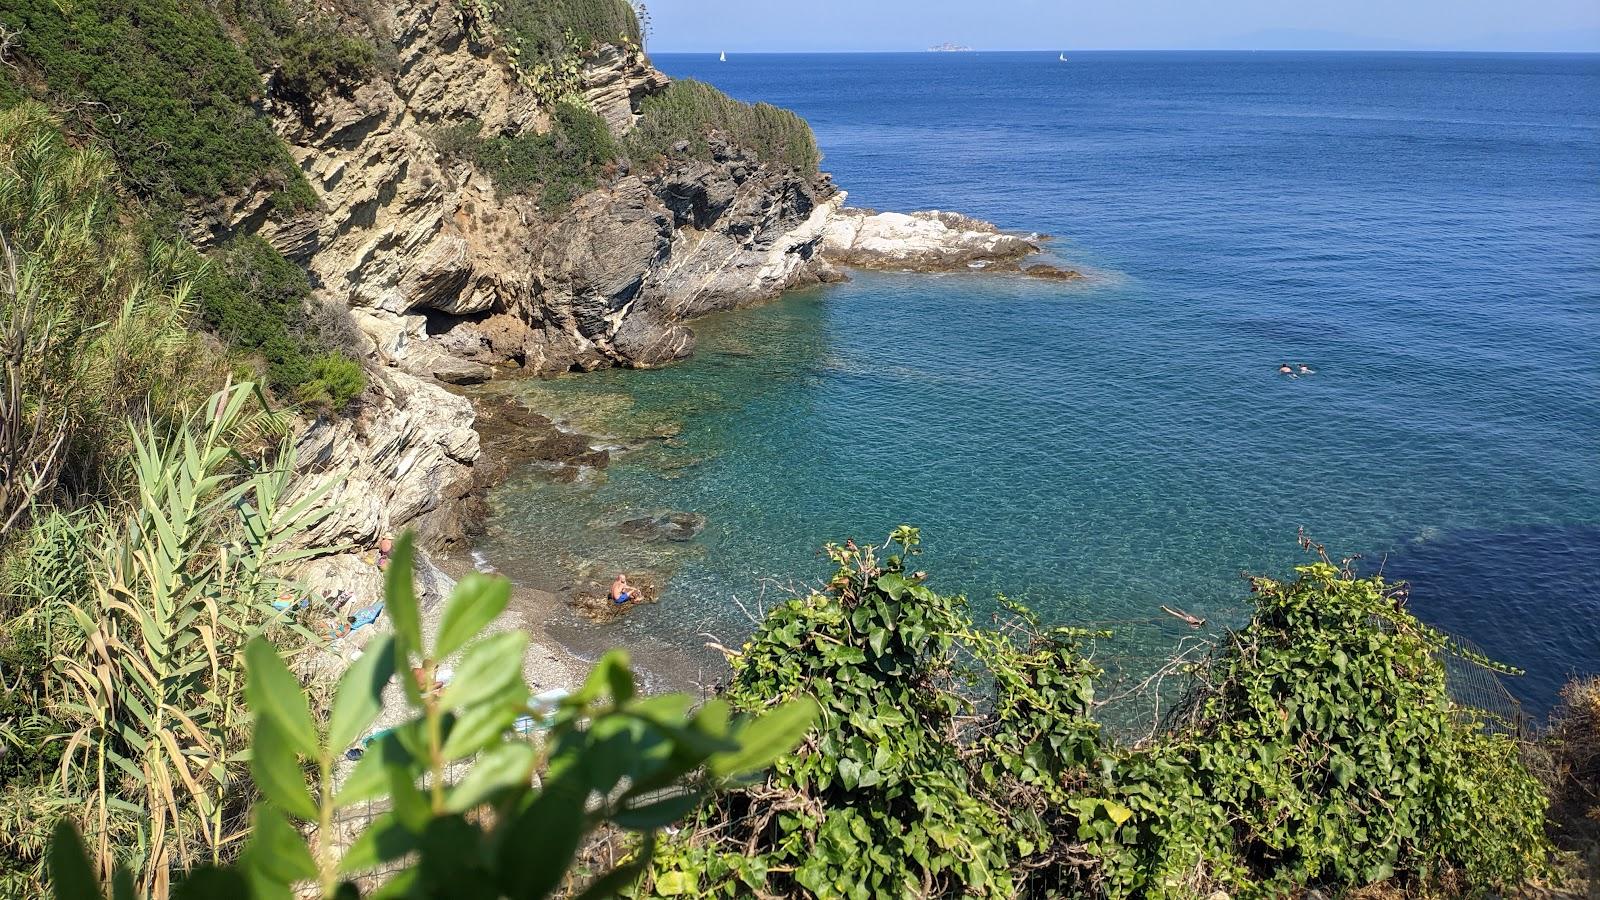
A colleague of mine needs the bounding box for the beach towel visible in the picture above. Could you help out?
[351,602,385,630]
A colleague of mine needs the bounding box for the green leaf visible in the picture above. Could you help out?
[172,868,250,900]
[48,821,101,900]
[245,637,319,758]
[334,730,415,809]
[338,813,419,876]
[445,741,536,813]
[875,573,910,600]
[571,650,631,707]
[441,700,525,762]
[328,635,397,752]
[438,631,528,711]
[109,869,134,900]
[435,573,512,660]
[653,870,695,896]
[496,763,589,899]
[385,532,422,663]
[708,697,818,780]
[241,805,318,886]
[250,716,319,821]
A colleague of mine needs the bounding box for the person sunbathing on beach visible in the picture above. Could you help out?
[610,574,636,606]
[330,615,355,640]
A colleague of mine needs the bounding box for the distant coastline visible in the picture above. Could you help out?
[927,41,974,52]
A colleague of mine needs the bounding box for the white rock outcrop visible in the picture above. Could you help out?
[822,208,1041,271]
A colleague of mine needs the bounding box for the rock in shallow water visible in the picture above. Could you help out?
[1023,263,1086,281]
[615,511,708,543]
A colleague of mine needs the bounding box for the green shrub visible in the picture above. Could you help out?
[434,102,619,214]
[648,530,1554,898]
[194,235,366,410]
[295,352,366,409]
[628,79,822,174]
[221,0,379,108]
[0,0,316,211]
[1084,559,1554,897]
[0,103,222,499]
[648,529,1100,897]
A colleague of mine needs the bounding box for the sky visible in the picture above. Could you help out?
[643,0,1600,52]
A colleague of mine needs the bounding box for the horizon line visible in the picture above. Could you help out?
[650,47,1600,55]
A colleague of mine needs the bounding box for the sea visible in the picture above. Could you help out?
[478,51,1600,717]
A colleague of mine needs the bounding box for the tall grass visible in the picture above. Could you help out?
[627,79,821,174]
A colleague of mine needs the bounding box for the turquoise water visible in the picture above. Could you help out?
[482,52,1600,714]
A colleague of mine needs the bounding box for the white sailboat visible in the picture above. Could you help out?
[1059,52,1068,61]
[720,51,727,62]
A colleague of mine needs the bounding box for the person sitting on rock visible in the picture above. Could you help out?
[376,533,394,571]
[611,574,635,606]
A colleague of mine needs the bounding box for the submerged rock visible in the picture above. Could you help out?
[1023,263,1086,281]
[615,511,708,543]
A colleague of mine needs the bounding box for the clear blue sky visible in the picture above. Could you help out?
[644,0,1600,52]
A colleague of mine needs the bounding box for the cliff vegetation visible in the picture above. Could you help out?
[629,79,822,174]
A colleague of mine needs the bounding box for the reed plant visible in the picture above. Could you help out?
[49,381,334,898]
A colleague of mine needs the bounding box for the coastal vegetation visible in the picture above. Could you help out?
[643,529,1553,898]
[628,79,823,174]
[432,102,622,213]
[0,0,321,213]
[193,236,366,411]
[46,535,817,900]
[430,83,822,213]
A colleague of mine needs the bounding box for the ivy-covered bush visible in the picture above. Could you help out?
[194,236,367,410]
[647,530,1555,899]
[647,529,1104,898]
[1075,556,1550,897]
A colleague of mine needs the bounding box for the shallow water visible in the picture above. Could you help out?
[480,52,1600,716]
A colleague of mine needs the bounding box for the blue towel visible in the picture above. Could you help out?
[351,602,385,630]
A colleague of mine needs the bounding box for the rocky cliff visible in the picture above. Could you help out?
[224,0,838,386]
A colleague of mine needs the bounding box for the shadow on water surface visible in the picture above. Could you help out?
[1374,523,1600,720]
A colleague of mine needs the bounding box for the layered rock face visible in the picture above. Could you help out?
[236,0,839,383]
[290,369,481,552]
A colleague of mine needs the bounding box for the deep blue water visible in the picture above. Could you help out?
[482,52,1600,716]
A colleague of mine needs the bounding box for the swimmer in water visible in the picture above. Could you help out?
[1278,363,1296,377]
[1298,363,1315,375]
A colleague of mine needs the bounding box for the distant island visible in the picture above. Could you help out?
[928,42,974,52]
